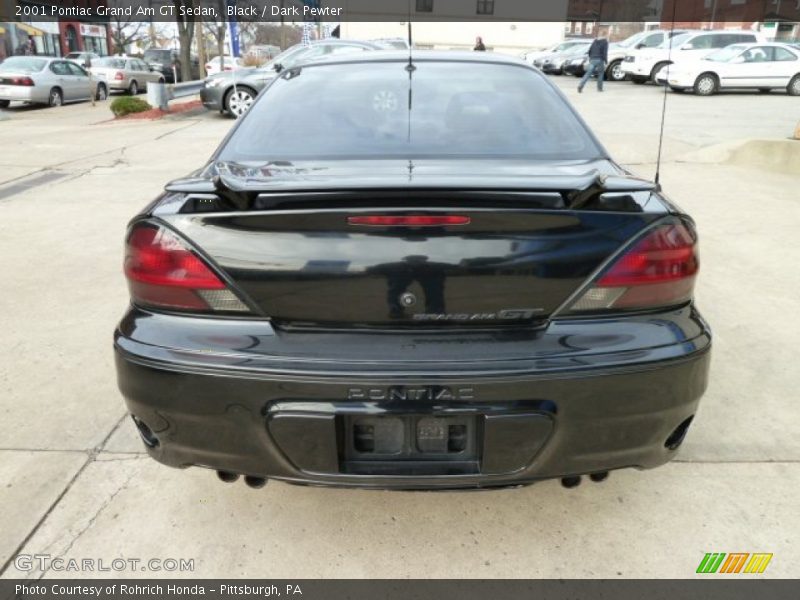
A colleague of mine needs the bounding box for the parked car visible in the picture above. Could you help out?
[604,29,688,82]
[143,48,199,83]
[0,56,107,108]
[200,39,381,118]
[205,55,246,76]
[116,51,710,491]
[539,42,591,74]
[563,55,588,77]
[665,43,800,95]
[90,56,164,95]
[528,40,590,67]
[64,51,100,68]
[621,30,762,84]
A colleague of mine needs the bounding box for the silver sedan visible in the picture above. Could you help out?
[90,56,164,95]
[0,56,107,108]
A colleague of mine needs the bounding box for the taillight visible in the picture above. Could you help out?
[347,215,470,227]
[10,76,34,86]
[124,223,249,313]
[205,63,212,70]
[114,71,124,80]
[565,221,698,313]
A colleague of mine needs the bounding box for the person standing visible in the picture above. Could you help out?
[474,36,486,51]
[578,33,609,93]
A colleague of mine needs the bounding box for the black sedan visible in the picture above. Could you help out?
[115,52,710,490]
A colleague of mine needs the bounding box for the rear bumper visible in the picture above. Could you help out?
[114,306,711,489]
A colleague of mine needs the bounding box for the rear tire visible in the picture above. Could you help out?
[651,62,670,85]
[95,83,107,101]
[788,74,800,96]
[128,80,138,95]
[606,60,627,82]
[0,99,9,108]
[693,73,718,96]
[48,87,63,107]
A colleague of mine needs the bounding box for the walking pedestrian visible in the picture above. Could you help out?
[578,33,609,93]
[473,36,486,51]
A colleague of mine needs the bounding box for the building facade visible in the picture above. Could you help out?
[1,1,112,60]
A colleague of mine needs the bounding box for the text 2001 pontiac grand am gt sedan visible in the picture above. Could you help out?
[114,52,710,490]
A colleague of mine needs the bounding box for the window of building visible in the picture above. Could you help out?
[416,0,433,12]
[477,0,495,15]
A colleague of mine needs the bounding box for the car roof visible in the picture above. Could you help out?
[301,49,532,68]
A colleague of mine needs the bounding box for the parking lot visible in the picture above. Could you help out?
[1,76,799,578]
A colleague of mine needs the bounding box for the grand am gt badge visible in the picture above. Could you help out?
[412,308,544,321]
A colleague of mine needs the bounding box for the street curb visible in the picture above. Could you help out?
[680,138,800,175]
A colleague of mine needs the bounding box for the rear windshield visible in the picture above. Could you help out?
[94,57,127,68]
[220,61,602,161]
[0,57,48,72]
[144,50,169,61]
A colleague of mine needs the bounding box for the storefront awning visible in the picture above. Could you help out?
[14,22,46,37]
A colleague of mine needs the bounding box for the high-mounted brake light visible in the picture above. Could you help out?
[124,224,249,313]
[565,222,698,313]
[348,215,470,227]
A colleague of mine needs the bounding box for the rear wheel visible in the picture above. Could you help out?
[650,62,670,84]
[224,87,255,118]
[788,75,800,96]
[0,99,10,108]
[693,73,718,96]
[606,60,627,82]
[95,83,107,101]
[48,87,63,107]
[128,80,139,95]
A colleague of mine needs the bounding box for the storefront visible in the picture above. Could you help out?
[78,23,109,56]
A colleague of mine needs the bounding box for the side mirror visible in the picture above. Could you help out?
[635,42,645,49]
[273,63,283,73]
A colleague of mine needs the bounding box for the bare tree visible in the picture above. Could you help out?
[172,0,195,81]
[110,17,146,55]
[203,0,227,67]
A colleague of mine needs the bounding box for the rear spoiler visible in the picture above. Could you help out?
[164,169,659,212]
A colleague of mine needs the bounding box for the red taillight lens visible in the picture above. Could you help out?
[347,215,470,227]
[566,222,698,313]
[11,76,35,86]
[114,71,124,80]
[124,224,248,312]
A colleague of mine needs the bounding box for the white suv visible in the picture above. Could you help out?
[621,30,762,83]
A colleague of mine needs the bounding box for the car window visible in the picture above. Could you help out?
[643,33,663,47]
[50,61,71,76]
[742,47,770,62]
[686,35,715,50]
[660,33,690,49]
[705,44,746,62]
[0,57,48,72]
[135,60,149,71]
[773,47,797,61]
[221,61,602,161]
[66,62,88,76]
[95,57,126,69]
